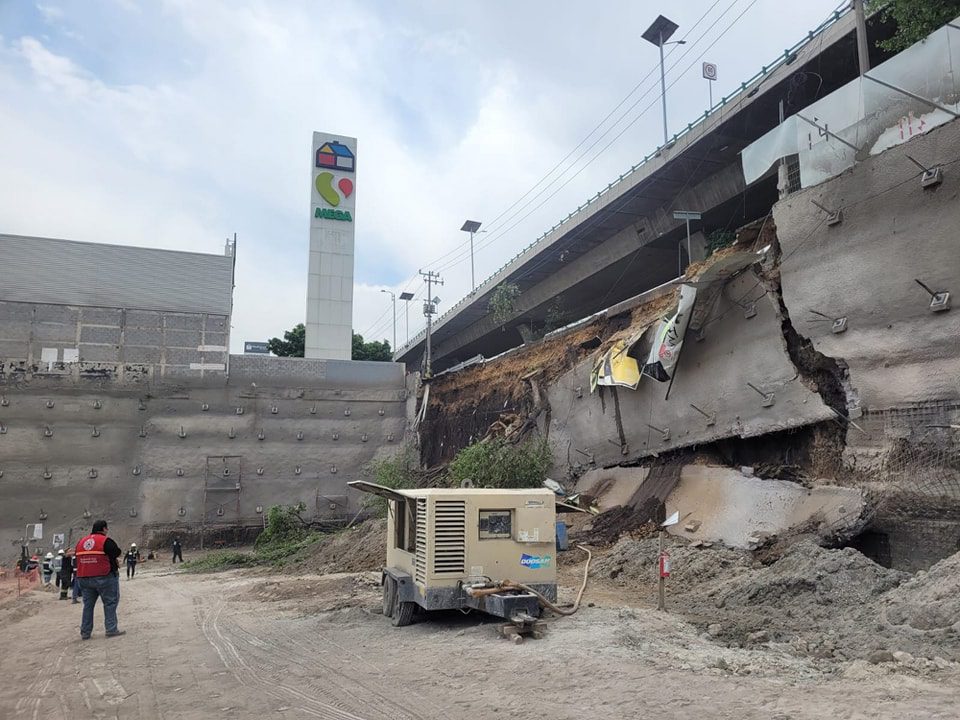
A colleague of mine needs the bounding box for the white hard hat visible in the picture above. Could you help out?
[131,542,137,547]
[45,552,54,559]
[57,549,64,554]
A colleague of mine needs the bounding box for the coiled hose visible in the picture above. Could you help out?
[504,543,592,616]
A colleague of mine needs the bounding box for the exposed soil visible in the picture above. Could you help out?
[4,542,959,719]
[286,519,388,575]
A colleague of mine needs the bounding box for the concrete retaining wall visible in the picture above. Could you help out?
[0,356,407,554]
[775,118,960,411]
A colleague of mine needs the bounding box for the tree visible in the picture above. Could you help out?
[489,282,520,327]
[352,332,392,361]
[267,323,305,357]
[266,325,392,361]
[867,0,960,51]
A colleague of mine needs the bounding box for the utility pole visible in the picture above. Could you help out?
[419,269,443,377]
[853,0,870,76]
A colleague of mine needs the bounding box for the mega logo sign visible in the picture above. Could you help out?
[314,140,355,222]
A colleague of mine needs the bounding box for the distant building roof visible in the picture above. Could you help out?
[0,234,234,316]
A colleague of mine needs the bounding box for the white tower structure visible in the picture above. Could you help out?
[305,131,357,360]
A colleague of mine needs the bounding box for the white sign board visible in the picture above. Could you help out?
[52,533,65,548]
[28,523,43,540]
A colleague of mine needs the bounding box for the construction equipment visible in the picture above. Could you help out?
[349,481,557,639]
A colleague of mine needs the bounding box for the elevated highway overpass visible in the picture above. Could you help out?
[396,7,893,373]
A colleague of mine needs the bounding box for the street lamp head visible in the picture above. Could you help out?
[461,220,482,233]
[642,15,679,46]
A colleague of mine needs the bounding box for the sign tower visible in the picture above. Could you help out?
[305,132,357,360]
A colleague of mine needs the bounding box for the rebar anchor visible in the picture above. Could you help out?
[747,382,776,407]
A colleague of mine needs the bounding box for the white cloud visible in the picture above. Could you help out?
[0,0,846,350]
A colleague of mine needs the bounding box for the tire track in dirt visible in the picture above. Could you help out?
[266,618,449,720]
[200,598,371,720]
[226,615,427,720]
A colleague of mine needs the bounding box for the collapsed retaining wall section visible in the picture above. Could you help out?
[546,269,835,471]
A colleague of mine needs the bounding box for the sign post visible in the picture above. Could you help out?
[657,510,679,611]
[702,62,718,109]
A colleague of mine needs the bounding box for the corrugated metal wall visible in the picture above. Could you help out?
[0,234,233,315]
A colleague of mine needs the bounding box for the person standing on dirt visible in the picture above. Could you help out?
[53,549,65,586]
[75,519,125,639]
[42,552,54,584]
[172,538,183,563]
[58,550,73,601]
[124,543,141,579]
[71,552,80,604]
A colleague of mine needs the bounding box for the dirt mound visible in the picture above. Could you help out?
[241,572,382,614]
[711,541,905,616]
[288,519,387,575]
[590,534,754,594]
[878,549,960,633]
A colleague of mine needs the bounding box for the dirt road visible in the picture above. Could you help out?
[2,562,958,719]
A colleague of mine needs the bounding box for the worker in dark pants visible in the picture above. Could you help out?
[59,550,74,600]
[124,543,141,579]
[172,538,183,563]
[75,519,125,639]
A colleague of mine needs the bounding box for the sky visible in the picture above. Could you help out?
[0,0,848,352]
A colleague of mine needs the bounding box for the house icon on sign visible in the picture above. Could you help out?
[316,141,355,172]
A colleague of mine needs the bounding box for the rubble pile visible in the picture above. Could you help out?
[589,533,960,666]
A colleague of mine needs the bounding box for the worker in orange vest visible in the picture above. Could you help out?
[74,519,125,640]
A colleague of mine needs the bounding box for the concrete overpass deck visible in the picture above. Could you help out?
[396,7,893,373]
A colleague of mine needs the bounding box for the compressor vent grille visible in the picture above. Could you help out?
[415,497,427,584]
[432,500,466,575]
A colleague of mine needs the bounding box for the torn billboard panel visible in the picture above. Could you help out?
[591,339,642,390]
[642,283,697,383]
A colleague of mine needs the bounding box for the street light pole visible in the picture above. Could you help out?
[659,33,668,145]
[380,289,396,350]
[460,220,483,293]
[643,16,683,146]
[399,291,414,344]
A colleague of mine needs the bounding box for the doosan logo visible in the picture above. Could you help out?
[520,553,552,569]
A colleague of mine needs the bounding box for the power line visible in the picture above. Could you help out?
[434,0,760,279]
[398,0,737,276]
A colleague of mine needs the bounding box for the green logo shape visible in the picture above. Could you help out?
[315,171,339,207]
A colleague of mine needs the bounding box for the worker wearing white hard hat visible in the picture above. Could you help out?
[124,543,142,580]
[41,552,55,584]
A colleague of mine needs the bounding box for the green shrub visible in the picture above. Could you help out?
[181,551,257,573]
[705,230,736,258]
[365,447,419,517]
[448,437,551,489]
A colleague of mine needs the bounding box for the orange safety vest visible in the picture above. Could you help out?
[75,533,113,577]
